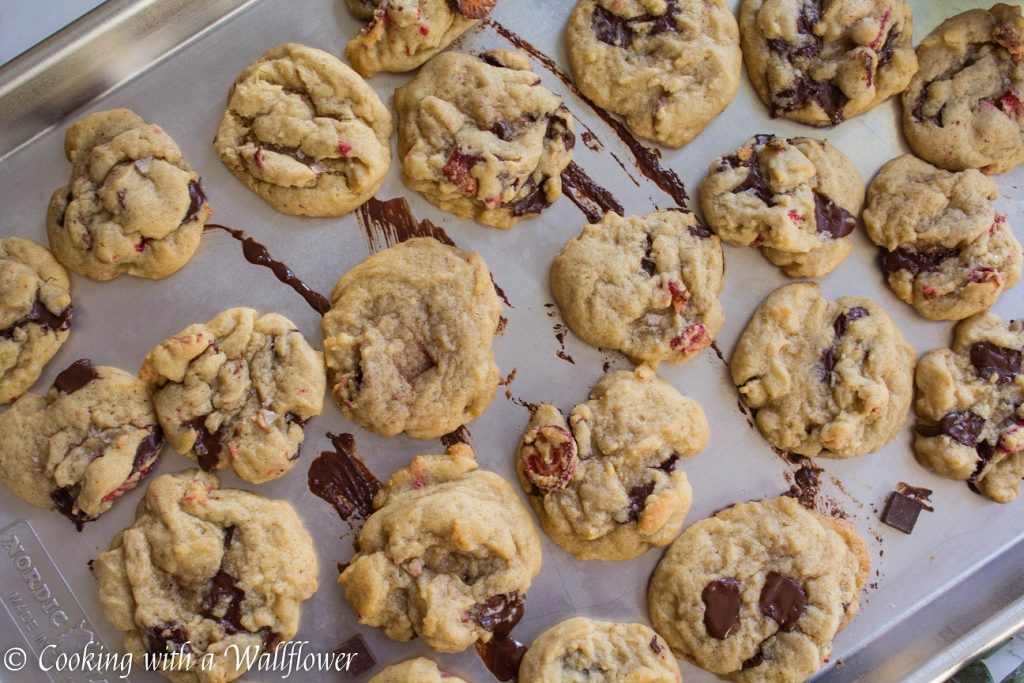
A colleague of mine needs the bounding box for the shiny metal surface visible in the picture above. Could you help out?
[0,1,1021,681]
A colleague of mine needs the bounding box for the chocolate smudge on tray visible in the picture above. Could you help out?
[356,196,455,252]
[784,455,823,510]
[581,131,603,151]
[205,224,330,316]
[552,322,575,365]
[485,19,690,208]
[441,426,473,449]
[709,341,727,365]
[474,593,528,681]
[308,433,383,528]
[560,161,625,223]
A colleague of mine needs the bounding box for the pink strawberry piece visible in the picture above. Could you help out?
[968,266,997,284]
[443,148,482,196]
[667,280,688,312]
[921,285,937,299]
[253,146,266,169]
[670,322,708,354]
[134,240,147,253]
[787,210,803,223]
[999,90,1024,118]
[999,421,1024,453]
[338,140,352,156]
[419,26,429,36]
[870,10,891,50]
[522,425,577,494]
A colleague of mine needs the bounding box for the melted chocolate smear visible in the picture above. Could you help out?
[473,593,527,682]
[132,428,164,471]
[915,410,984,447]
[506,177,552,218]
[581,131,603,151]
[491,273,513,308]
[759,572,806,631]
[896,482,934,511]
[52,359,99,394]
[774,76,848,125]
[308,432,382,525]
[441,425,473,448]
[184,180,206,224]
[485,19,690,209]
[813,192,855,238]
[701,578,741,639]
[182,416,226,471]
[204,224,330,316]
[785,455,822,509]
[336,634,376,678]
[591,1,680,50]
[721,140,775,206]
[877,28,899,66]
[970,341,1021,384]
[819,307,869,378]
[51,487,89,531]
[627,482,655,522]
[560,161,624,224]
[879,245,959,276]
[0,298,73,340]
[355,196,456,252]
[743,645,766,669]
[769,0,822,59]
[144,623,190,658]
[710,341,727,364]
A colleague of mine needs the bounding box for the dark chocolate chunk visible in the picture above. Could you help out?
[477,636,527,682]
[51,487,89,531]
[144,622,190,658]
[813,192,855,238]
[57,192,74,228]
[52,359,99,394]
[184,180,206,224]
[915,410,984,447]
[758,572,806,631]
[307,433,383,523]
[507,177,552,217]
[881,491,924,534]
[655,452,679,473]
[183,415,227,471]
[491,121,511,140]
[774,76,848,125]
[833,306,868,338]
[650,635,663,654]
[820,307,869,378]
[471,593,524,636]
[688,223,714,239]
[591,4,634,48]
[641,233,656,275]
[336,634,376,678]
[201,568,245,631]
[559,161,624,224]
[0,297,73,340]
[626,481,655,522]
[877,28,899,66]
[970,341,1021,384]
[879,245,959,276]
[131,428,164,472]
[701,577,741,639]
[742,644,766,669]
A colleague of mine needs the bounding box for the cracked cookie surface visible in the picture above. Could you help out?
[369,657,468,683]
[94,470,318,683]
[0,360,162,528]
[699,134,862,278]
[649,496,869,683]
[322,237,501,439]
[46,108,211,281]
[902,4,1024,174]
[566,0,741,147]
[516,365,707,561]
[731,283,915,458]
[740,0,917,125]
[864,154,1022,320]
[395,50,575,229]
[0,237,72,404]
[345,0,493,77]
[338,445,542,653]
[551,210,724,365]
[520,617,681,682]
[914,313,1024,503]
[214,44,392,216]
[140,307,325,484]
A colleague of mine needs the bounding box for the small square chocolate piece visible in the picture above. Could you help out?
[881,491,924,534]
[336,633,376,678]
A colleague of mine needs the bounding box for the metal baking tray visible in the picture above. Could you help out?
[0,1,1021,681]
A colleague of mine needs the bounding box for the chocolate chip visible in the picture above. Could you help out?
[688,223,714,239]
[881,491,924,534]
[877,28,899,66]
[879,245,959,276]
[336,634,376,678]
[626,481,655,522]
[57,192,74,228]
[507,177,551,217]
[915,410,984,447]
[0,297,73,340]
[641,233,656,275]
[655,452,679,473]
[759,572,806,631]
[491,121,511,140]
[184,180,206,224]
[479,52,506,68]
[742,644,766,669]
[143,622,190,658]
[131,428,164,472]
[970,341,1021,384]
[52,359,99,394]
[813,192,855,238]
[201,568,245,631]
[472,593,524,636]
[833,306,868,338]
[50,487,89,531]
[590,1,680,49]
[701,577,741,639]
[820,307,869,378]
[774,76,848,124]
[650,636,663,654]
[184,416,226,471]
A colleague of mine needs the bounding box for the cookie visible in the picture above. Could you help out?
[516,365,708,561]
[345,0,494,77]
[140,307,325,484]
[322,237,501,439]
[864,155,1022,320]
[214,44,392,217]
[740,0,917,125]
[369,658,468,683]
[731,282,915,458]
[551,210,724,365]
[395,50,575,229]
[902,4,1024,174]
[0,237,72,404]
[519,617,682,682]
[46,108,211,281]
[338,444,542,653]
[565,0,741,147]
[648,496,870,683]
[699,134,862,278]
[94,470,318,683]
[914,313,1024,503]
[0,360,162,528]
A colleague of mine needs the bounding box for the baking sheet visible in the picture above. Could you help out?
[0,1,1022,681]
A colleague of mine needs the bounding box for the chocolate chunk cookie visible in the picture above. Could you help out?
[369,658,468,683]
[551,210,724,365]
[864,155,1022,320]
[902,4,1024,174]
[345,0,495,77]
[0,360,162,529]
[395,50,575,229]
[140,308,325,484]
[46,109,211,281]
[214,44,392,216]
[339,445,542,653]
[732,283,915,457]
[649,496,869,682]
[520,617,681,682]
[566,0,741,147]
[322,238,501,439]
[914,313,1024,503]
[0,237,72,404]
[94,470,318,683]
[740,0,917,126]
[516,365,708,561]
[699,134,862,278]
